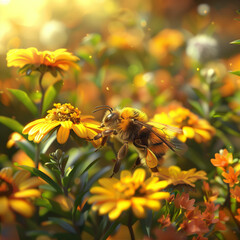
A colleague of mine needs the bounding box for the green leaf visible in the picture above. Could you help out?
[82,33,102,46]
[16,140,35,160]
[230,70,240,76]
[230,40,240,45]
[48,217,77,234]
[93,67,106,88]
[188,100,205,117]
[0,116,23,134]
[100,222,120,240]
[42,80,63,115]
[16,164,63,193]
[192,88,207,101]
[8,89,38,116]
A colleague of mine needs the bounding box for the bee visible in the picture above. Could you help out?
[93,105,185,176]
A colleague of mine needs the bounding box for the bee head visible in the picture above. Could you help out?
[93,105,119,128]
[102,111,119,128]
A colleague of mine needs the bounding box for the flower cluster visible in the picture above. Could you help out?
[88,168,170,220]
[156,166,207,187]
[211,149,240,225]
[152,104,215,143]
[0,167,42,223]
[22,103,102,146]
[7,47,79,75]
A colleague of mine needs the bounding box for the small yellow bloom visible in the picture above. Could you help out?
[6,47,79,74]
[152,105,215,143]
[0,167,42,223]
[156,166,207,187]
[88,168,170,220]
[22,103,102,146]
[6,132,25,148]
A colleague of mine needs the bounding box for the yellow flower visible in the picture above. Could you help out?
[152,105,215,143]
[0,167,42,223]
[88,168,170,220]
[22,103,102,146]
[156,166,208,187]
[6,132,25,148]
[6,47,79,74]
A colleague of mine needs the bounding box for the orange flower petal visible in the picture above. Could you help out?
[9,199,34,218]
[12,189,41,198]
[57,125,70,144]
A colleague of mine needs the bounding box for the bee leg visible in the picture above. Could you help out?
[133,140,158,170]
[93,129,116,141]
[94,136,109,152]
[110,142,128,177]
[132,157,141,170]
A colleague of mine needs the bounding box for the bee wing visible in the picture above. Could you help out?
[147,121,182,134]
[134,120,187,154]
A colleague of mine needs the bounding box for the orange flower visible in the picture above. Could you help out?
[202,181,218,202]
[148,29,184,61]
[0,167,42,223]
[222,166,240,187]
[174,193,195,211]
[235,208,240,222]
[22,103,102,146]
[211,149,232,170]
[230,186,240,202]
[12,150,53,179]
[6,47,79,75]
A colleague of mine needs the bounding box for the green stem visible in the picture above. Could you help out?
[38,71,45,117]
[35,143,40,169]
[128,213,135,240]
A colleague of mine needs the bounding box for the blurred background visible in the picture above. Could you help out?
[0,0,240,160]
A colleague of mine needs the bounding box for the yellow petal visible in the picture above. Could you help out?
[120,170,132,181]
[72,124,87,138]
[144,200,161,211]
[177,134,187,142]
[132,202,145,218]
[12,189,41,198]
[99,202,116,215]
[57,125,70,144]
[109,207,122,220]
[39,121,60,134]
[90,186,113,195]
[98,178,119,189]
[61,121,73,129]
[0,197,9,215]
[34,132,47,143]
[28,123,45,136]
[147,192,170,200]
[145,180,170,191]
[13,170,31,185]
[182,126,195,138]
[22,119,45,134]
[9,199,34,218]
[132,168,146,184]
[88,195,114,204]
[19,177,43,190]
[117,200,131,211]
[195,129,211,141]
[0,167,13,178]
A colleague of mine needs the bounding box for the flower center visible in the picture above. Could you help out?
[45,103,81,124]
[0,177,13,197]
